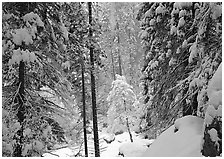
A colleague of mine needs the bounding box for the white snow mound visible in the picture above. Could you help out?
[207,63,222,108]
[119,139,153,157]
[142,115,204,157]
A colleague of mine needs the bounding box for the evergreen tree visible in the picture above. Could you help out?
[2,2,93,156]
[137,2,222,155]
[107,74,142,141]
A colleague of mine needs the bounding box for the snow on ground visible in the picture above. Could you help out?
[142,115,204,157]
[100,138,121,157]
[101,131,154,157]
[42,147,78,157]
[43,131,153,157]
[101,132,137,157]
[42,115,205,157]
[42,115,207,157]
[119,141,147,157]
[119,139,154,157]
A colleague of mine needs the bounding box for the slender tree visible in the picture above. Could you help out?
[107,75,138,142]
[116,22,122,76]
[110,49,116,80]
[81,53,88,157]
[88,2,100,157]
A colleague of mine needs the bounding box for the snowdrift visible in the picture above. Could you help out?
[142,115,204,157]
[207,62,222,108]
[119,139,154,157]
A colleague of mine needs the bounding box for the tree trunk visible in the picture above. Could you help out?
[81,54,88,157]
[110,49,116,80]
[126,117,133,142]
[182,87,189,116]
[128,29,133,85]
[129,51,133,85]
[13,61,25,157]
[124,100,133,142]
[191,92,198,116]
[117,31,122,76]
[88,2,100,157]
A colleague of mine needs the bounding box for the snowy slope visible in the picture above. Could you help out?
[142,115,204,157]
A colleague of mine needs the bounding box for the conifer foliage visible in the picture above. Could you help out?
[137,2,222,155]
[2,2,103,157]
[2,2,222,157]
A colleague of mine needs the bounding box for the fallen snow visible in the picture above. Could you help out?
[189,42,198,63]
[177,17,185,28]
[210,3,222,20]
[43,147,75,157]
[208,128,219,143]
[182,40,188,48]
[179,9,186,18]
[101,133,115,143]
[119,141,147,157]
[42,116,207,157]
[207,62,222,108]
[142,115,204,157]
[155,4,165,15]
[12,28,33,46]
[42,131,153,157]
[170,25,177,35]
[100,132,134,157]
[149,19,155,26]
[100,139,121,157]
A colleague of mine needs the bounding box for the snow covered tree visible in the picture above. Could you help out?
[2,2,94,157]
[2,3,45,156]
[107,74,142,142]
[137,2,222,139]
[93,2,144,120]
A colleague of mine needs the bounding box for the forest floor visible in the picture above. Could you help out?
[43,115,204,157]
[43,130,153,157]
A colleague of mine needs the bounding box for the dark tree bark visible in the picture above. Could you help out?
[81,54,88,157]
[13,61,25,157]
[117,26,122,76]
[126,117,133,142]
[88,2,100,157]
[110,49,116,80]
[124,101,133,142]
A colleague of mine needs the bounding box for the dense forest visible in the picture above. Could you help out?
[2,2,222,157]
